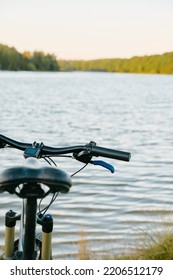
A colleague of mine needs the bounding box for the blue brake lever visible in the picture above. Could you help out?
[91,160,115,173]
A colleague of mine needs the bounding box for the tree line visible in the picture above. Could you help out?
[0,43,173,74]
[59,52,173,74]
[0,44,60,71]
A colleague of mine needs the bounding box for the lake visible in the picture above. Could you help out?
[0,71,173,259]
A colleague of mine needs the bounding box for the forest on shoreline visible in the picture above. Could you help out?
[0,43,173,74]
[59,52,173,74]
[0,44,60,71]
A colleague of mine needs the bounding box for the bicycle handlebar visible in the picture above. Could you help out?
[0,134,131,162]
[90,145,130,161]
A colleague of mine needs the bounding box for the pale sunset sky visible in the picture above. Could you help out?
[0,0,173,60]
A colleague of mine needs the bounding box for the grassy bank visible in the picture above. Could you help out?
[78,231,173,260]
[118,232,173,260]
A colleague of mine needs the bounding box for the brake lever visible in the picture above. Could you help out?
[91,160,115,173]
[73,149,115,173]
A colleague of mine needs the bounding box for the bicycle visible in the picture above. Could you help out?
[0,134,131,260]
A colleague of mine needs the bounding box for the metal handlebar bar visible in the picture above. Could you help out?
[0,134,131,162]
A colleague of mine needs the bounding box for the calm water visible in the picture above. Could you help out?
[0,71,173,259]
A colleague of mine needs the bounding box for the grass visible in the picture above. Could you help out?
[118,232,173,260]
[77,229,91,260]
[77,230,173,260]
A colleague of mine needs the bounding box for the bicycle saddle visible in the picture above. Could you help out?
[0,158,72,195]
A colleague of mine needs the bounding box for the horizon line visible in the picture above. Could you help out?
[0,42,172,61]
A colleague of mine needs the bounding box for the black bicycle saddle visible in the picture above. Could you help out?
[0,158,72,195]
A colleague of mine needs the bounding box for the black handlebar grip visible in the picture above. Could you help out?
[91,146,131,162]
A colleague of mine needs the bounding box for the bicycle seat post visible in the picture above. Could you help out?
[23,197,37,259]
[21,183,44,260]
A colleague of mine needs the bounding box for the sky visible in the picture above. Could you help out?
[0,0,173,60]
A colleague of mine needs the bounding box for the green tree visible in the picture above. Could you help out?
[0,44,24,70]
[30,51,59,71]
[0,44,60,71]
